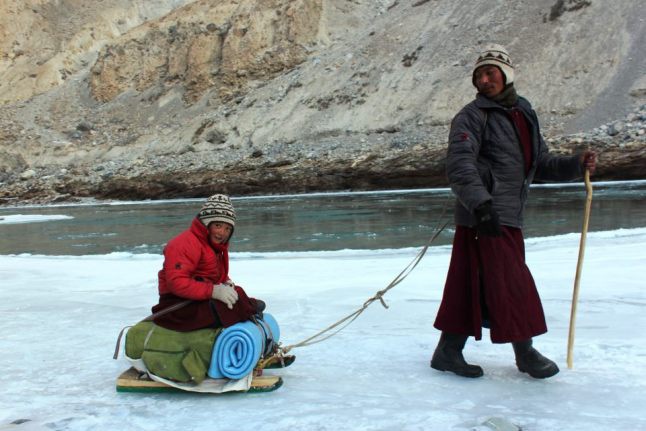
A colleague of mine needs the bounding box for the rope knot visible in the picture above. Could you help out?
[374,289,389,309]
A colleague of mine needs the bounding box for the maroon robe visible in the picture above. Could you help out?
[434,225,547,343]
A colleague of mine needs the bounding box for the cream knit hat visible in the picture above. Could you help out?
[472,44,514,86]
[198,194,236,227]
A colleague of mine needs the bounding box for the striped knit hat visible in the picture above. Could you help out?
[198,194,236,227]
[472,44,514,86]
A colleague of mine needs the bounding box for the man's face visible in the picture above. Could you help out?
[474,65,505,97]
[208,222,233,244]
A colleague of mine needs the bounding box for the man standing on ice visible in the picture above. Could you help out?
[431,44,596,379]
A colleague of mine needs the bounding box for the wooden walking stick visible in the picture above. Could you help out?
[567,169,593,369]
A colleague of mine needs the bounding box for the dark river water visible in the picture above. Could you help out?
[1,181,645,255]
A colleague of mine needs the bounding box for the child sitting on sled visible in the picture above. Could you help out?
[152,193,265,331]
[117,194,291,392]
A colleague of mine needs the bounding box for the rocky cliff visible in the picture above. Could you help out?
[1,0,644,204]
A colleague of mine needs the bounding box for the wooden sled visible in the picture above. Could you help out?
[116,367,283,394]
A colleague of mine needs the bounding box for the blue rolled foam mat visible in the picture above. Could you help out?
[207,313,280,379]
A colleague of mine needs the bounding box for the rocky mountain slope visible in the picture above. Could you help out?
[1,0,644,204]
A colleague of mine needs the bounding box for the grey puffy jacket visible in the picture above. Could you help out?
[446,94,583,228]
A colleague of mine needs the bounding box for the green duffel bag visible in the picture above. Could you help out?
[125,321,222,384]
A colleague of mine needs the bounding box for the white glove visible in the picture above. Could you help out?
[211,283,239,309]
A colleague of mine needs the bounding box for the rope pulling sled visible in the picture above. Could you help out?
[257,221,448,369]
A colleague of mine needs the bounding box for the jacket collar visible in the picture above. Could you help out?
[190,217,209,241]
[474,93,532,113]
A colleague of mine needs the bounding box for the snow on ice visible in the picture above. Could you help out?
[0,229,645,430]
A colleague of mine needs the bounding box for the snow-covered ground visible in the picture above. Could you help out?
[1,228,645,431]
[0,214,73,224]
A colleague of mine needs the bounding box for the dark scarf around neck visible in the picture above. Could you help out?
[490,84,518,108]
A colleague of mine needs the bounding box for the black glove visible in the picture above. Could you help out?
[474,201,502,237]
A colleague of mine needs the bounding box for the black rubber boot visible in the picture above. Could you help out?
[255,299,266,313]
[512,339,559,379]
[431,332,484,378]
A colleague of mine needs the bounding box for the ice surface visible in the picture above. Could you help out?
[0,229,645,430]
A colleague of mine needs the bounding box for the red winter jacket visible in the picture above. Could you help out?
[157,217,229,300]
[153,217,258,331]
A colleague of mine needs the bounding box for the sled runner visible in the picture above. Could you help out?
[116,367,283,394]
